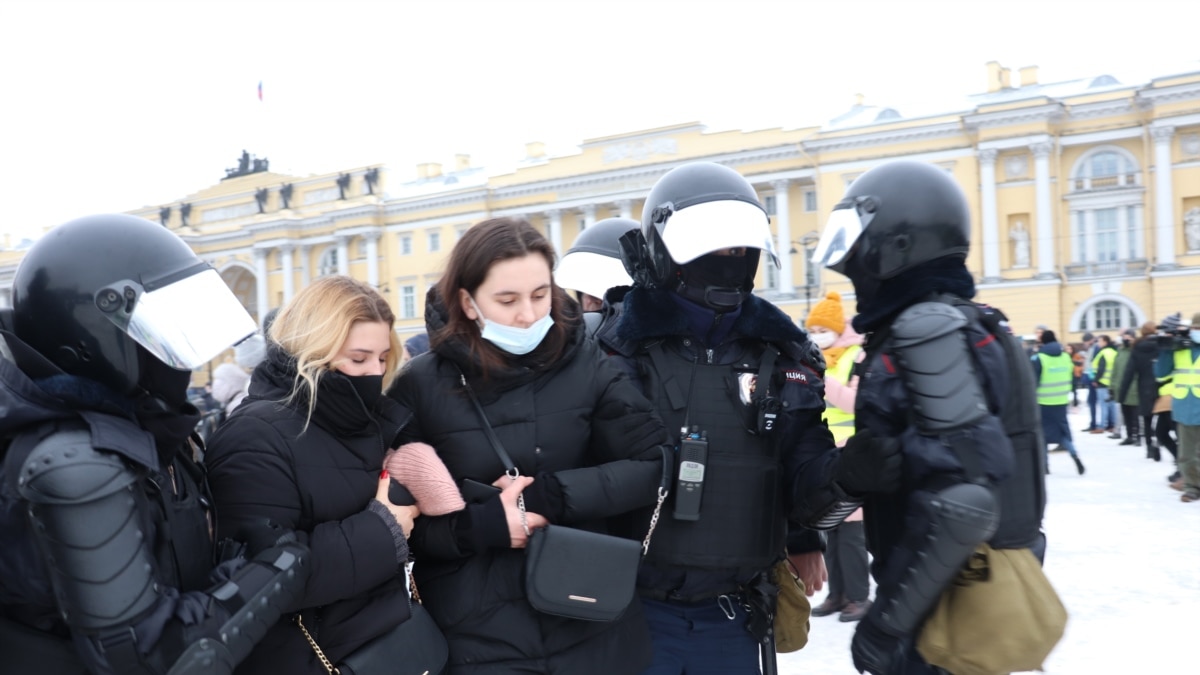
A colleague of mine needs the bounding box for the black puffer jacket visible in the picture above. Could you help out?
[1118,337,1162,417]
[205,346,413,675]
[386,290,668,675]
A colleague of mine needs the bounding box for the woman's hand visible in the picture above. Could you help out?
[496,475,548,548]
[375,472,421,538]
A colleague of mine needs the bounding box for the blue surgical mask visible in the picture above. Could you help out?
[470,297,554,356]
[1191,330,1200,344]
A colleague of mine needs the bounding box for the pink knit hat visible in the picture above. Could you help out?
[383,443,466,516]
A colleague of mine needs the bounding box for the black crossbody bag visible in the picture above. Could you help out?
[458,371,668,622]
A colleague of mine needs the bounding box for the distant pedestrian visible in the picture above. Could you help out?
[1155,311,1200,502]
[1119,322,1166,461]
[1091,335,1118,435]
[1033,330,1085,475]
[1080,332,1100,431]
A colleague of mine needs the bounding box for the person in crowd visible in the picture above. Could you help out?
[1032,330,1086,475]
[211,361,251,418]
[400,332,431,365]
[205,275,419,674]
[594,162,900,675]
[1067,342,1084,409]
[385,217,671,674]
[812,160,1046,674]
[1120,322,1167,461]
[554,217,638,313]
[0,214,308,674]
[1091,334,1119,436]
[1110,328,1141,447]
[805,292,873,623]
[1080,331,1100,431]
[1155,311,1200,502]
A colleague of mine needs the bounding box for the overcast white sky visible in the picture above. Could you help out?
[1,0,1197,241]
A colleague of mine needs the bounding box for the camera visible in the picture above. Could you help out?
[1155,325,1194,351]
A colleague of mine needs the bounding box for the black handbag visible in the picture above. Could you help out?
[296,573,448,675]
[457,369,668,622]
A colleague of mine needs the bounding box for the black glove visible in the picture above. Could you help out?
[850,616,906,675]
[835,430,902,496]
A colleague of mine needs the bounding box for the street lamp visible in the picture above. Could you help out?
[788,230,821,322]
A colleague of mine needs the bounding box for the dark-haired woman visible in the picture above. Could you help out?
[386,217,669,674]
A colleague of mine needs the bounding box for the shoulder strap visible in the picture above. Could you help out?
[454,368,516,473]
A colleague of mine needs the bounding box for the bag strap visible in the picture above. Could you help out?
[456,367,669,556]
[295,614,340,675]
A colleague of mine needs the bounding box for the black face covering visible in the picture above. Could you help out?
[676,250,760,312]
[344,373,384,410]
[135,345,193,410]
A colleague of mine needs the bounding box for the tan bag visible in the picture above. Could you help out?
[917,544,1067,675]
[1152,393,1173,415]
[772,558,812,653]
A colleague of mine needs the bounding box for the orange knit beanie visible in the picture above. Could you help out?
[806,291,845,334]
[384,442,466,516]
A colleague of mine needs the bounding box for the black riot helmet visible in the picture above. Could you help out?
[811,160,971,292]
[629,162,779,310]
[12,214,257,404]
[554,217,638,301]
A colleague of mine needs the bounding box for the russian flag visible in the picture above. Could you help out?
[257,81,263,102]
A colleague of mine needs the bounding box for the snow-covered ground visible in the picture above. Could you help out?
[779,406,1200,674]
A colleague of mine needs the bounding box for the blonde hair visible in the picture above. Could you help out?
[268,276,401,425]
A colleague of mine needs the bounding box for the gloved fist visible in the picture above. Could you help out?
[835,430,902,496]
[850,616,905,675]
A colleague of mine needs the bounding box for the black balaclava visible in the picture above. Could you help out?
[850,257,977,334]
[136,345,193,411]
[675,250,760,312]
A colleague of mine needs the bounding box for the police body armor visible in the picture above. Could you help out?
[635,339,785,571]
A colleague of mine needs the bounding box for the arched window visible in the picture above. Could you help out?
[1075,299,1141,332]
[1065,146,1145,277]
[317,247,339,277]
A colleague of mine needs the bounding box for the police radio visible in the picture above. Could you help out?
[673,426,708,521]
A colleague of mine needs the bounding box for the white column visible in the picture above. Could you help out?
[772,180,794,295]
[336,235,350,276]
[300,245,312,286]
[546,209,562,254]
[365,230,381,288]
[616,199,633,220]
[253,248,269,325]
[1152,125,1176,269]
[581,205,596,231]
[280,244,295,304]
[1031,142,1056,277]
[978,149,1001,280]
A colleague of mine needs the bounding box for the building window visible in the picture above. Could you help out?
[1079,300,1136,332]
[317,247,338,277]
[1065,146,1144,278]
[763,195,777,216]
[400,285,416,319]
[455,226,468,241]
[428,231,441,253]
[399,235,412,256]
[762,255,779,291]
[356,238,366,257]
[803,190,817,212]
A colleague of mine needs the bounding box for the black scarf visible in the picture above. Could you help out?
[851,258,977,334]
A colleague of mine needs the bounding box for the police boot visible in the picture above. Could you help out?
[1072,455,1086,476]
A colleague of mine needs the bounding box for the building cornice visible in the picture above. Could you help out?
[382,188,490,218]
[1058,126,1142,147]
[1137,80,1200,109]
[962,103,1065,130]
[802,121,963,153]
[1065,98,1137,121]
[978,133,1054,152]
[976,276,1064,291]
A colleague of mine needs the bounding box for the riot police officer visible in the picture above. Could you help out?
[812,160,1046,674]
[554,216,638,312]
[0,214,309,675]
[596,162,902,674]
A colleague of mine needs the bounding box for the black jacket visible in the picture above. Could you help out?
[385,291,668,675]
[1118,337,1162,417]
[205,346,413,675]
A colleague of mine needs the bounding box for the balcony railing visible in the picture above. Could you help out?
[1063,259,1147,279]
[1070,173,1139,191]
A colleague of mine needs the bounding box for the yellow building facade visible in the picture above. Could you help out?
[2,62,1198,361]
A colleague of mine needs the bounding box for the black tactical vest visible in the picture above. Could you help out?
[635,339,786,570]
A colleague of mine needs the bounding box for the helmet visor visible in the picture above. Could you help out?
[812,206,866,269]
[660,199,780,267]
[114,268,257,370]
[555,251,632,300]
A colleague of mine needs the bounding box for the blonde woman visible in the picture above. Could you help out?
[205,275,420,674]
